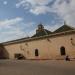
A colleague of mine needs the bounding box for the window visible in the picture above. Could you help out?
[35,49,39,56]
[60,46,66,55]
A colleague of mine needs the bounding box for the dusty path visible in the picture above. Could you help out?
[0,60,75,75]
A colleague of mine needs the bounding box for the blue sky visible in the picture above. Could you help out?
[0,0,75,42]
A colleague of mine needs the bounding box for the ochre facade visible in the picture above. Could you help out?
[3,32,75,60]
[1,25,75,60]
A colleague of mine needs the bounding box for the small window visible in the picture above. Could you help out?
[35,49,39,56]
[60,46,66,55]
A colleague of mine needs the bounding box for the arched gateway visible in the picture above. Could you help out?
[0,44,9,59]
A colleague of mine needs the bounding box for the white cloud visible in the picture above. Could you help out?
[0,17,26,42]
[51,0,75,26]
[16,0,52,14]
[3,1,8,5]
[29,29,36,36]
[0,27,26,42]
[0,17,23,27]
[0,17,36,42]
[30,6,51,15]
[26,0,51,5]
[16,0,75,26]
[16,0,52,6]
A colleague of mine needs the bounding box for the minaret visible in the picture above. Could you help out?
[36,24,44,34]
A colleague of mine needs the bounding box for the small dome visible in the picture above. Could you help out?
[38,24,44,30]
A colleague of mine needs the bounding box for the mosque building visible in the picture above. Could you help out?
[0,23,75,60]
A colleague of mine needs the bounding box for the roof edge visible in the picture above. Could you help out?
[2,30,75,46]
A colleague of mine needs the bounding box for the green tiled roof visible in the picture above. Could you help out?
[32,29,52,37]
[54,25,75,33]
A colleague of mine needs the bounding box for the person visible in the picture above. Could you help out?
[65,55,70,61]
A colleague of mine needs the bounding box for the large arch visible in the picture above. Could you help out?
[0,44,9,59]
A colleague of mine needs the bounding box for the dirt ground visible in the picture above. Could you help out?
[0,60,75,75]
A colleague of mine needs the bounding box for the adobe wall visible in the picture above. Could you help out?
[4,34,75,60]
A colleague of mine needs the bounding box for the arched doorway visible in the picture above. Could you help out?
[60,46,66,56]
[35,49,39,56]
[0,44,9,59]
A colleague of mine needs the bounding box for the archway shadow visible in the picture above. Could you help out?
[0,44,9,59]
